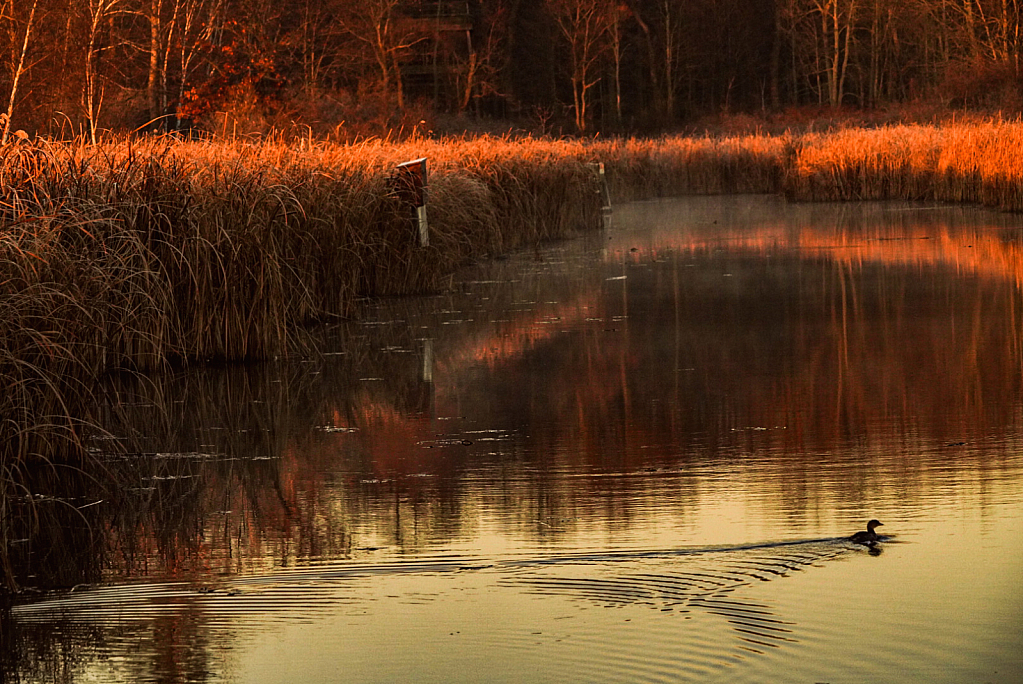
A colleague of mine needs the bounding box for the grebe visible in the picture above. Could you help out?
[849,519,884,544]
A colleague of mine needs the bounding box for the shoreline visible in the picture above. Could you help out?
[2,121,1023,474]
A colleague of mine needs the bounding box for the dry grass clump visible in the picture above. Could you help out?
[782,119,1023,210]
[595,134,790,200]
[784,126,943,201]
[6,119,1023,478]
[0,135,604,372]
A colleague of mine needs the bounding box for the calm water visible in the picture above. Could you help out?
[6,196,1023,683]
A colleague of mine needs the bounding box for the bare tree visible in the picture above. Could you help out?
[948,0,1022,63]
[0,0,40,142]
[294,0,345,91]
[449,0,507,113]
[606,2,631,126]
[777,0,834,104]
[339,0,426,111]
[814,0,859,106]
[629,0,687,126]
[173,0,224,128]
[656,0,684,119]
[145,0,164,126]
[83,0,130,143]
[546,0,616,131]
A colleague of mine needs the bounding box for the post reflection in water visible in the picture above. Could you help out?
[6,196,1023,684]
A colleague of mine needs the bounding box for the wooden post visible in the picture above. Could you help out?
[590,161,611,211]
[421,338,433,384]
[393,158,429,247]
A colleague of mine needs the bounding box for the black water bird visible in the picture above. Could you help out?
[849,519,884,544]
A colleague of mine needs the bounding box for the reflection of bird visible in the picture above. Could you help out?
[849,519,884,544]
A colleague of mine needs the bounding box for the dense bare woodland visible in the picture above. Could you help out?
[0,0,1021,139]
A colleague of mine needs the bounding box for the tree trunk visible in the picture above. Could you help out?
[147,0,163,128]
[2,0,39,143]
[770,0,782,110]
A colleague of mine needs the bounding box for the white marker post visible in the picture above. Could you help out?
[421,338,434,384]
[590,161,612,211]
[393,158,429,247]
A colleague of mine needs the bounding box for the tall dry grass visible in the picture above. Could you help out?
[4,121,1023,504]
[595,134,790,199]
[596,118,1023,210]
[0,135,605,371]
[8,120,1023,590]
[0,133,607,571]
[782,120,1023,209]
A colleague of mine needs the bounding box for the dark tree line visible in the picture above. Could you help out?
[0,0,1020,139]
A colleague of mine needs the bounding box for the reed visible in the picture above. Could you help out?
[781,119,1023,210]
[0,134,603,373]
[6,120,1023,477]
[10,120,1023,592]
[594,134,790,199]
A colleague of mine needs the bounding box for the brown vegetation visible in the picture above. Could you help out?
[5,0,1023,139]
[0,119,1022,384]
[0,134,602,368]
[6,118,1023,590]
[0,132,606,530]
[783,121,1023,209]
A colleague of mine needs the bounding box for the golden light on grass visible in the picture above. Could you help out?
[782,119,1023,209]
[5,119,1023,549]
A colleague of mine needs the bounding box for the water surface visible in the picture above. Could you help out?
[7,196,1023,683]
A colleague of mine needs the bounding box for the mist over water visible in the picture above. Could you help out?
[6,196,1023,683]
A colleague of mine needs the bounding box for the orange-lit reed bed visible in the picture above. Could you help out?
[6,120,1023,591]
[599,119,1023,210]
[781,120,1023,207]
[0,135,604,373]
[596,118,1023,210]
[5,121,1023,471]
[597,134,790,199]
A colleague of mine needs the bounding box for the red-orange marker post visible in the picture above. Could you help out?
[392,158,429,247]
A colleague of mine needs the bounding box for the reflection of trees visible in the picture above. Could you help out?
[425,201,1023,520]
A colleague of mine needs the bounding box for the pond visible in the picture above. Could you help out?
[6,196,1023,684]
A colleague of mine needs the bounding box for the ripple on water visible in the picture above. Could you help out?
[10,522,1020,684]
[501,540,850,667]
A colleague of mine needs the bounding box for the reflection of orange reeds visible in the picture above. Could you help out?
[438,294,601,370]
[219,193,1023,575]
[611,223,1023,288]
[48,231,1023,587]
[351,401,434,475]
